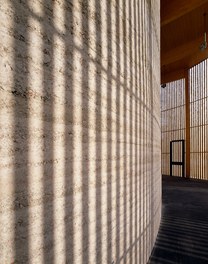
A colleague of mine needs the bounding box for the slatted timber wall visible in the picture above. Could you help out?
[190,60,208,180]
[161,79,186,177]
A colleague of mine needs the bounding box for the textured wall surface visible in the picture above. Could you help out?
[161,79,186,177]
[0,0,161,263]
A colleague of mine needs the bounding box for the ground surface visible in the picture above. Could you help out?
[148,175,208,264]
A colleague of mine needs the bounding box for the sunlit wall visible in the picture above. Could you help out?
[0,0,161,263]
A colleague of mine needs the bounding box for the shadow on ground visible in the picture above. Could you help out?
[148,175,208,264]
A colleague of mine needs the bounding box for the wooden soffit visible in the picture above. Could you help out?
[161,0,208,84]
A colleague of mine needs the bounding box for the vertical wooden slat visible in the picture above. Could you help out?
[199,64,201,179]
[161,79,185,177]
[185,69,190,178]
[187,59,208,179]
[190,68,193,177]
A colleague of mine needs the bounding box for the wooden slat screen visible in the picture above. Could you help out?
[189,60,208,179]
[161,79,186,176]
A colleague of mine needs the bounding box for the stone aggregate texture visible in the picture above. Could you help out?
[0,0,161,263]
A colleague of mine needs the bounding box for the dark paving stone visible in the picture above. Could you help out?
[148,175,208,264]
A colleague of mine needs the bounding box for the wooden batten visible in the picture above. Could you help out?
[185,70,191,178]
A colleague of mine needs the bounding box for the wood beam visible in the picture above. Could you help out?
[161,0,208,26]
[161,68,185,84]
[161,36,203,67]
[161,50,208,84]
[187,47,208,68]
[184,69,190,178]
[161,37,208,79]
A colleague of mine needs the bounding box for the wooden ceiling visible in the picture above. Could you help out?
[161,0,208,83]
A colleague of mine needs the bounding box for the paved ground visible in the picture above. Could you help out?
[148,175,208,264]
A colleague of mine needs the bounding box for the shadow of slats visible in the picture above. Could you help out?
[148,176,208,264]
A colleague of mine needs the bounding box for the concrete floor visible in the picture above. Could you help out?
[148,175,208,264]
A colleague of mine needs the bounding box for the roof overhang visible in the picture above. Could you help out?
[161,0,208,83]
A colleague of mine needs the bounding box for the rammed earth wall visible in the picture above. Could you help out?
[0,0,161,263]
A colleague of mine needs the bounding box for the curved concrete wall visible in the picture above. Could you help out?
[0,0,161,263]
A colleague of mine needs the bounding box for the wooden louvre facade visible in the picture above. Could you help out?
[190,60,208,179]
[161,79,186,177]
[161,59,208,179]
